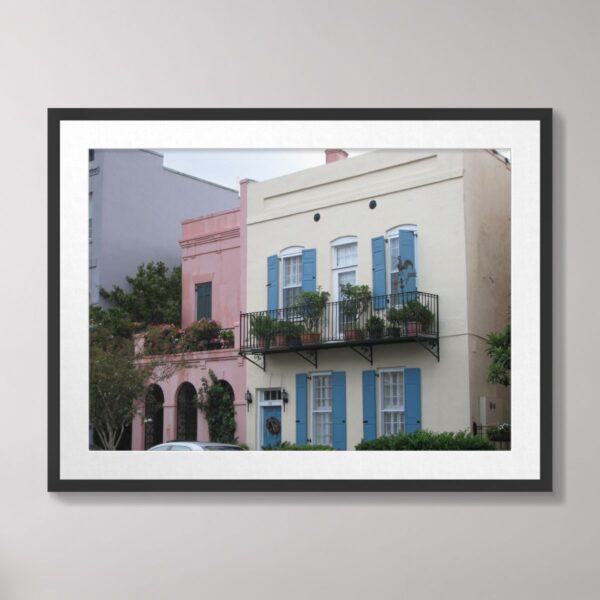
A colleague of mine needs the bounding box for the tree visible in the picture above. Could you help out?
[486,323,511,386]
[100,261,182,329]
[90,262,186,450]
[197,370,236,443]
[89,336,148,450]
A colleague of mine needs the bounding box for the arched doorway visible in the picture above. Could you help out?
[144,384,164,450]
[176,382,198,441]
[217,380,235,404]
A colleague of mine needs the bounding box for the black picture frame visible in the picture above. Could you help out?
[48,108,552,492]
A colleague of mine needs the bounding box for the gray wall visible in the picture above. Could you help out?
[1,1,596,598]
[89,149,238,304]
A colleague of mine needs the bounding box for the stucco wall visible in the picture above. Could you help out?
[180,207,242,330]
[131,351,247,449]
[463,151,512,424]
[245,150,474,447]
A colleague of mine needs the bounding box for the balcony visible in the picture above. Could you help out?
[239,291,439,369]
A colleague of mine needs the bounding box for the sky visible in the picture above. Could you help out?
[156,149,367,190]
[156,148,511,191]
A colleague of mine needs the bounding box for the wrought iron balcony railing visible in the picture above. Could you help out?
[239,291,439,367]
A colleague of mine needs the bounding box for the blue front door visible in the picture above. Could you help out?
[262,406,282,449]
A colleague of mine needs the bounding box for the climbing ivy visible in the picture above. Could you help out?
[197,370,236,443]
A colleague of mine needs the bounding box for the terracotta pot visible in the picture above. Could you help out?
[256,337,270,349]
[300,332,321,345]
[273,333,287,347]
[407,321,422,336]
[344,329,364,341]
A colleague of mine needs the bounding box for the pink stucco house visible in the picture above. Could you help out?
[131,201,247,450]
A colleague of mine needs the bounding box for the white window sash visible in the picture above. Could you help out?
[378,369,405,436]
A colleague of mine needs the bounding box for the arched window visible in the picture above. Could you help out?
[280,246,304,308]
[144,384,164,449]
[385,225,417,297]
[176,382,198,441]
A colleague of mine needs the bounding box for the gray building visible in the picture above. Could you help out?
[89,149,239,305]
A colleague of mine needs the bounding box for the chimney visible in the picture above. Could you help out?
[325,149,348,164]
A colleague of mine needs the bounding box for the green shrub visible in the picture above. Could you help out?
[355,430,496,451]
[219,328,235,348]
[263,441,336,451]
[185,319,222,350]
[488,423,511,442]
[144,324,183,355]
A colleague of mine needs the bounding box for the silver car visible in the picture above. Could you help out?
[148,441,245,451]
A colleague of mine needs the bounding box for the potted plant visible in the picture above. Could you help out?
[294,287,330,344]
[386,307,405,337]
[272,320,304,347]
[219,328,234,349]
[397,300,434,336]
[184,319,222,351]
[272,320,289,347]
[340,284,372,341]
[145,323,181,354]
[488,422,511,442]
[249,314,274,348]
[365,315,385,340]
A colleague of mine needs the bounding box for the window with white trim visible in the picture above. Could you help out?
[379,369,405,436]
[386,225,417,296]
[261,389,282,403]
[280,247,303,309]
[312,373,332,446]
[331,237,358,336]
[333,241,357,269]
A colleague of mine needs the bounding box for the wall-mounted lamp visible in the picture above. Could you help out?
[245,390,253,412]
[282,388,289,411]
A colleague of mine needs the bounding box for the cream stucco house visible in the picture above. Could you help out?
[239,149,511,450]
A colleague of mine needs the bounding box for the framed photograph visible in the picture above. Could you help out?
[48,108,552,492]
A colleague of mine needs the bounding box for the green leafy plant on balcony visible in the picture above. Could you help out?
[144,324,184,355]
[340,284,372,340]
[294,287,330,344]
[249,314,275,348]
[386,306,405,337]
[185,319,222,350]
[272,320,304,347]
[365,315,385,340]
[396,300,434,335]
[219,328,235,348]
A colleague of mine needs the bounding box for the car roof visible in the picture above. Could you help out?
[149,441,243,450]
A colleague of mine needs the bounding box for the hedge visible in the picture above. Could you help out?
[263,442,335,451]
[355,430,496,451]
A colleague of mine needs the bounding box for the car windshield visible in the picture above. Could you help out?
[203,446,244,451]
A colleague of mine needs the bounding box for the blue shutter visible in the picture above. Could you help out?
[267,255,279,312]
[362,370,377,441]
[295,373,307,445]
[301,248,316,293]
[399,230,416,297]
[404,368,421,433]
[371,236,386,310]
[331,372,347,450]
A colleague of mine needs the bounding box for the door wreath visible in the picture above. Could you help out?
[266,416,281,435]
